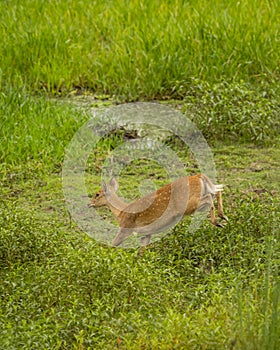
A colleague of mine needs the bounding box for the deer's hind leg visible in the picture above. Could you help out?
[197,193,223,227]
[216,191,228,222]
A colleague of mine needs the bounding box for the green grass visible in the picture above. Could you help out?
[1,89,280,348]
[1,172,280,349]
[1,0,280,97]
[0,90,88,175]
[1,0,280,348]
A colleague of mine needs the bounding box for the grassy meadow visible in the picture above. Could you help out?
[1,0,280,349]
[1,0,280,97]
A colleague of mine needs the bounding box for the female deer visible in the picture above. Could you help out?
[89,175,228,247]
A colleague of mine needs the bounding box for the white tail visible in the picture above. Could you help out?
[89,174,228,247]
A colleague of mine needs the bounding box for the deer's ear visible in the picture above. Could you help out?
[109,177,118,191]
[101,181,108,193]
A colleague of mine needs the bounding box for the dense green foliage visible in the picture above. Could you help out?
[0,90,87,173]
[1,0,280,97]
[1,172,279,349]
[1,90,279,348]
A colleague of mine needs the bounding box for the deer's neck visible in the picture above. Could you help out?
[107,193,127,220]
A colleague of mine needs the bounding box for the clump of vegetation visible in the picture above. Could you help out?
[183,80,280,144]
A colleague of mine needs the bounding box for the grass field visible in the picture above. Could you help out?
[1,0,280,98]
[1,0,280,349]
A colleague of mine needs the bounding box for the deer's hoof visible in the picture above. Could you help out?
[221,215,229,222]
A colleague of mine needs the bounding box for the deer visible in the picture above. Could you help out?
[88,175,228,248]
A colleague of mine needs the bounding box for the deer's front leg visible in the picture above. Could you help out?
[138,235,151,257]
[140,235,151,246]
[112,228,133,247]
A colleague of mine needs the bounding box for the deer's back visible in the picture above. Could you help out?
[118,175,204,229]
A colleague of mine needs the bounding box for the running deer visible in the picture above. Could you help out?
[89,175,228,247]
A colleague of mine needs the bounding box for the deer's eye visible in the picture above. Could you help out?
[95,193,100,198]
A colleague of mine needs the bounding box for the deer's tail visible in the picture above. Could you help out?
[215,184,224,193]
